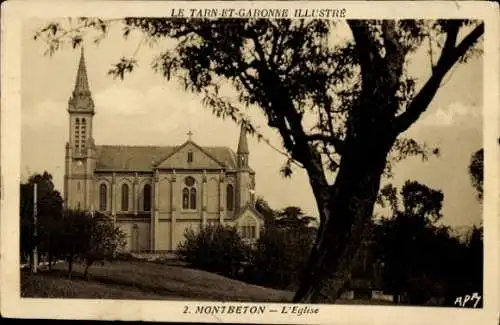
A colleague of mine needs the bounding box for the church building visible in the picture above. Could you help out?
[64,48,264,252]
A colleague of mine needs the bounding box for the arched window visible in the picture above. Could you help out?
[75,118,80,150]
[80,118,86,150]
[190,187,197,210]
[182,188,189,209]
[239,155,247,168]
[143,184,151,211]
[226,184,234,211]
[121,184,129,211]
[99,183,107,211]
[182,176,197,210]
[187,150,193,163]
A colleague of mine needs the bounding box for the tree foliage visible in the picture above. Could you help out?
[34,17,484,302]
[80,212,127,280]
[255,197,276,224]
[248,202,317,290]
[20,172,126,278]
[177,223,250,278]
[373,180,482,305]
[20,172,64,266]
[58,209,126,279]
[469,148,483,200]
[378,180,444,222]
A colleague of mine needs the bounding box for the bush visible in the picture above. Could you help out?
[60,210,126,279]
[176,224,250,278]
[247,226,314,290]
[79,214,127,280]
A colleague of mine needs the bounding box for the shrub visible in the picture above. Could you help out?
[60,210,126,279]
[79,214,127,280]
[247,226,315,290]
[176,224,249,278]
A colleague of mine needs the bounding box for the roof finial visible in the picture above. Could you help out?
[187,130,193,141]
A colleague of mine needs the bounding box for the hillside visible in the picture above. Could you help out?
[21,260,293,302]
[21,260,396,305]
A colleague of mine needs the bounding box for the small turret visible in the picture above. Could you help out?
[236,124,251,209]
[237,124,249,154]
[237,124,249,169]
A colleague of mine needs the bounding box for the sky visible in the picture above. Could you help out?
[21,18,484,229]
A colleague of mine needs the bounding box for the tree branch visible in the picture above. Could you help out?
[269,23,282,71]
[441,21,460,57]
[427,34,435,71]
[248,32,310,162]
[453,23,484,62]
[382,21,406,94]
[306,134,345,154]
[347,20,382,89]
[35,18,121,48]
[283,21,306,76]
[250,32,269,70]
[392,23,484,134]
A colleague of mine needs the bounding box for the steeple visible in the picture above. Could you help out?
[73,46,90,96]
[237,124,249,154]
[67,46,95,156]
[68,46,94,114]
[65,46,97,213]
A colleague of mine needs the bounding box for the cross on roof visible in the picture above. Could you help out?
[187,130,193,140]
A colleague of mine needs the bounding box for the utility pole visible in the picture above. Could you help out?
[32,183,38,273]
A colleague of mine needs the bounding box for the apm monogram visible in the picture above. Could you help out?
[454,292,482,308]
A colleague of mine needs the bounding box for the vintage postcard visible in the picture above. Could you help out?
[1,1,499,324]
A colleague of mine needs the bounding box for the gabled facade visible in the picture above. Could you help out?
[64,48,263,252]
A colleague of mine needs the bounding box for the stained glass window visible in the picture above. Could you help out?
[183,177,197,210]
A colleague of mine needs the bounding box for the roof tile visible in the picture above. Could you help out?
[94,144,239,171]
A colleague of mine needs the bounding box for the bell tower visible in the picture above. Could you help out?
[64,47,96,211]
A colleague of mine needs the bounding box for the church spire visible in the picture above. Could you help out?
[237,123,249,154]
[69,46,94,114]
[73,46,90,95]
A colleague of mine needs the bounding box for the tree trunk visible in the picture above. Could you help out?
[294,138,392,303]
[67,257,73,279]
[48,250,53,271]
[83,262,90,281]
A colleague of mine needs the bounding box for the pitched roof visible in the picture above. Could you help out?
[234,203,265,221]
[94,144,239,172]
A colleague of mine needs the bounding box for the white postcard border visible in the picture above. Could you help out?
[1,1,499,324]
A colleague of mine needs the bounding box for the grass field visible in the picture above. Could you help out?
[21,260,394,304]
[21,260,293,302]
